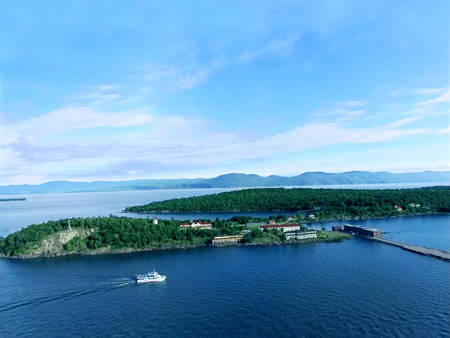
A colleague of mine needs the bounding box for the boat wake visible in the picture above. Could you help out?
[0,279,134,314]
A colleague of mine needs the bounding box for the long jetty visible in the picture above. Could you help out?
[367,237,450,262]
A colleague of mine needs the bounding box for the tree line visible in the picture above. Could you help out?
[125,187,450,217]
[0,217,243,256]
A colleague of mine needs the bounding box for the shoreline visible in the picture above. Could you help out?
[124,210,446,221]
[0,235,352,260]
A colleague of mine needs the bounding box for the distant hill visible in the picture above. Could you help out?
[0,171,449,195]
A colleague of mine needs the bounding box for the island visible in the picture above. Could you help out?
[2,186,449,259]
[0,216,351,258]
[0,198,26,202]
[124,187,450,220]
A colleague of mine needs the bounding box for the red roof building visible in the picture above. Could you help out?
[180,221,212,229]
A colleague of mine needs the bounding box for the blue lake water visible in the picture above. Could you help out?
[1,237,449,337]
[0,187,449,337]
[315,215,450,251]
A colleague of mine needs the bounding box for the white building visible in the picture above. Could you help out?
[180,221,212,229]
[259,223,301,232]
[285,230,317,241]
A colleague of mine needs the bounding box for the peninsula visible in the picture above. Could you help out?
[0,216,350,259]
[125,186,450,220]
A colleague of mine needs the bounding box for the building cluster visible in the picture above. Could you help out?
[258,223,317,241]
[180,221,212,229]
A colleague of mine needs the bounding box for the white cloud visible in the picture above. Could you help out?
[0,85,444,184]
[390,87,447,97]
[12,106,153,138]
[413,87,447,95]
[384,116,420,128]
[314,101,366,122]
[437,127,450,134]
[417,88,450,106]
[144,62,224,91]
[0,108,429,184]
[68,84,121,106]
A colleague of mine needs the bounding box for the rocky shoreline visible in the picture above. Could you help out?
[0,235,351,260]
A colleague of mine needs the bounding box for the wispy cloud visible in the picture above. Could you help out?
[143,62,225,91]
[68,84,122,106]
[437,127,450,134]
[384,116,421,128]
[314,101,366,122]
[239,34,301,62]
[1,84,447,184]
[417,88,450,106]
[0,104,430,184]
[391,87,448,97]
[12,106,153,139]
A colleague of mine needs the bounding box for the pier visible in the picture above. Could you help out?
[367,237,450,262]
[339,224,449,261]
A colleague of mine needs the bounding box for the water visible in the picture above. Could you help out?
[0,188,449,337]
[1,237,449,337]
[314,215,450,251]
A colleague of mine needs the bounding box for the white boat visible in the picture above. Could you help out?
[135,269,166,284]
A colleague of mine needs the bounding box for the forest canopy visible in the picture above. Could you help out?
[125,187,450,217]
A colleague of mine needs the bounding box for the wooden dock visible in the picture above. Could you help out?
[367,237,450,261]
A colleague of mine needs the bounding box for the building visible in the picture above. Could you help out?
[394,205,403,211]
[408,203,421,208]
[212,235,243,246]
[331,225,342,232]
[268,219,276,224]
[259,223,301,232]
[180,221,212,229]
[342,224,381,238]
[152,218,158,225]
[308,214,315,219]
[285,230,317,240]
[191,221,212,229]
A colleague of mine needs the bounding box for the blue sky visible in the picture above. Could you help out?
[0,0,449,184]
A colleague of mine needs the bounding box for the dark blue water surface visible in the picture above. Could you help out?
[1,187,449,337]
[1,233,449,337]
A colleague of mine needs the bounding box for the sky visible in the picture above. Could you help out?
[0,0,449,185]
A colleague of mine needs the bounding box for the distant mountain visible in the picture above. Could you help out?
[0,171,449,195]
